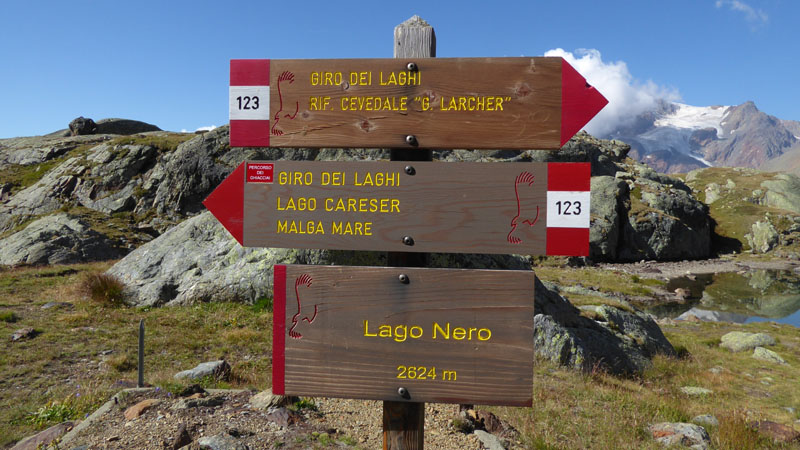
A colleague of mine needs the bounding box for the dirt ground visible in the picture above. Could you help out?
[58,388,523,449]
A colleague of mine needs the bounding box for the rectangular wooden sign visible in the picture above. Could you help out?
[272,265,535,406]
[229,57,607,149]
[214,160,590,256]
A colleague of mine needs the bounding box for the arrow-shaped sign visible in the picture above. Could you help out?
[203,160,591,256]
[230,57,607,149]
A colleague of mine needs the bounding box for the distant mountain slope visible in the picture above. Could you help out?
[606,101,800,175]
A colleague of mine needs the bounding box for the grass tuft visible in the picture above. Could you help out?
[251,296,273,313]
[715,411,771,450]
[26,400,77,428]
[81,273,126,305]
[0,310,19,322]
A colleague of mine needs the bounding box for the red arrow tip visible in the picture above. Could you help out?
[202,161,245,245]
[561,59,609,146]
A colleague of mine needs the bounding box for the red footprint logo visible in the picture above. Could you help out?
[507,171,540,244]
[288,274,316,339]
[271,71,299,137]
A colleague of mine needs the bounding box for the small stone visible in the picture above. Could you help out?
[649,422,710,449]
[250,388,297,410]
[708,367,724,375]
[198,432,248,450]
[171,423,192,450]
[752,346,787,365]
[170,395,224,411]
[474,430,506,450]
[178,384,206,397]
[174,360,231,381]
[749,421,800,443]
[720,331,775,352]
[7,421,75,450]
[124,398,161,420]
[41,302,73,310]
[11,327,38,341]
[681,386,714,396]
[692,414,719,427]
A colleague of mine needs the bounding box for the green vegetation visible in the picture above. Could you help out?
[81,273,125,305]
[2,262,798,448]
[681,167,799,253]
[0,262,273,446]
[493,319,799,449]
[533,265,666,307]
[108,133,195,152]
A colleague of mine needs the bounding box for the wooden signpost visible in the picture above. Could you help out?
[208,16,608,450]
[272,265,534,406]
[229,57,607,149]
[202,160,591,256]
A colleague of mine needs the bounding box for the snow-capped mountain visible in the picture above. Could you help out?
[605,100,800,174]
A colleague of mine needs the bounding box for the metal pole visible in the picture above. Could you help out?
[138,319,144,388]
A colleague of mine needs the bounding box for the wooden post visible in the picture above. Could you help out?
[384,15,434,450]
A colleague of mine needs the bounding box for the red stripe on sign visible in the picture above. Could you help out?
[230,59,270,86]
[201,162,244,245]
[547,227,590,256]
[230,120,270,147]
[560,58,608,147]
[548,162,591,191]
[272,265,286,395]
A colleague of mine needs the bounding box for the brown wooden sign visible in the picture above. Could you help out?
[271,264,534,406]
[203,160,592,256]
[229,57,608,149]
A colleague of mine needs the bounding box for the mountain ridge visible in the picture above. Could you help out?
[605,100,800,174]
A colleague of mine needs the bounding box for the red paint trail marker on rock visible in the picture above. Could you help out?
[228,57,607,149]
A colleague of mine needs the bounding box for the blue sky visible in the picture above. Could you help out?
[1,0,797,138]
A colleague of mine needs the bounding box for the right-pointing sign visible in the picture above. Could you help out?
[203,160,590,256]
[229,57,608,149]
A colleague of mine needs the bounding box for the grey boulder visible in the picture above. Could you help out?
[0,214,122,265]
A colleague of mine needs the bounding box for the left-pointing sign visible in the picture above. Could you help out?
[202,160,591,256]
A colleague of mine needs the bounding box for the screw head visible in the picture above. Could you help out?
[405,135,418,146]
[402,236,415,246]
[398,274,409,284]
[404,165,416,175]
[406,62,417,71]
[398,387,410,398]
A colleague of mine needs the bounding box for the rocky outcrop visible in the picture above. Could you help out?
[69,117,97,136]
[0,214,123,265]
[760,173,800,214]
[719,331,776,352]
[439,133,711,261]
[94,118,161,135]
[534,279,675,375]
[2,125,712,264]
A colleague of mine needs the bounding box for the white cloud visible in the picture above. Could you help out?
[544,48,680,136]
[180,125,217,133]
[715,0,768,27]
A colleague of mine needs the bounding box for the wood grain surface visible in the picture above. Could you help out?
[274,265,534,406]
[242,160,549,254]
[264,57,561,149]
